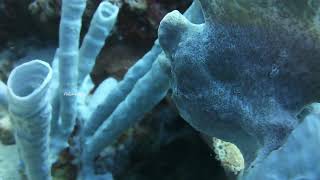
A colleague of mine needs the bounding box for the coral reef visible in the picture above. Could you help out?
[28,0,60,22]
[1,0,320,179]
[0,0,33,48]
[115,0,192,45]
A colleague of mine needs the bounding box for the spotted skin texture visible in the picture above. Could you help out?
[158,1,320,168]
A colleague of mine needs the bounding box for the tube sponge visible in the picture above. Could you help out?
[7,60,52,180]
[87,77,118,116]
[0,81,8,111]
[84,54,170,161]
[58,0,86,137]
[84,41,162,136]
[59,0,86,52]
[49,52,60,135]
[78,1,119,85]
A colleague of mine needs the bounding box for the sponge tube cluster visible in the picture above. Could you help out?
[2,0,121,179]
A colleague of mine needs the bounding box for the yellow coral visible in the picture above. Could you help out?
[212,137,244,175]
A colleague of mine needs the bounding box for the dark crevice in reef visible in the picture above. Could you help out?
[116,132,227,180]
[95,100,227,180]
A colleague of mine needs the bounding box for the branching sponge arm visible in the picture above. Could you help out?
[84,54,170,161]
[78,1,119,85]
[84,41,162,136]
[7,60,52,180]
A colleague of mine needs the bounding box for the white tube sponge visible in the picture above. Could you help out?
[83,54,170,161]
[7,60,52,180]
[58,0,86,135]
[78,1,119,84]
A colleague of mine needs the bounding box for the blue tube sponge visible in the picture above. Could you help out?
[84,41,162,136]
[84,54,170,161]
[0,81,8,111]
[7,60,52,180]
[49,51,60,133]
[58,0,86,136]
[78,1,119,85]
[87,77,118,117]
[83,1,204,137]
